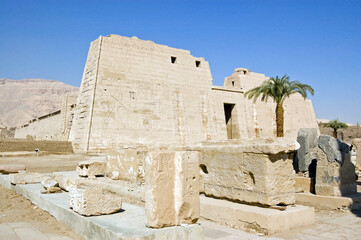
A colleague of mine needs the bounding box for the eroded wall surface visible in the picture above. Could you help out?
[212,68,319,140]
[70,35,319,152]
[15,94,77,141]
[15,112,62,140]
[70,35,216,152]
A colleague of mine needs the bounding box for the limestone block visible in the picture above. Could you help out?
[105,149,146,183]
[0,164,26,174]
[145,151,200,228]
[195,140,296,206]
[316,135,356,196]
[41,187,62,194]
[41,177,59,189]
[9,173,52,184]
[69,185,122,216]
[54,174,78,191]
[200,196,315,235]
[76,160,106,177]
[352,138,361,170]
[294,176,314,193]
[295,128,318,172]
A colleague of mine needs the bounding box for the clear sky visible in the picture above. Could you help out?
[0,0,360,124]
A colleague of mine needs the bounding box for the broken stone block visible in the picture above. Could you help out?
[41,187,62,194]
[41,177,59,189]
[294,176,314,193]
[69,185,122,216]
[76,160,106,177]
[145,151,200,228]
[295,128,318,172]
[9,173,52,184]
[316,135,356,196]
[0,164,26,174]
[352,138,361,171]
[54,174,78,191]
[105,149,145,183]
[192,139,297,206]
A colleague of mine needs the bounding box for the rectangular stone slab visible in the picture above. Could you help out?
[0,174,203,240]
[69,185,123,216]
[145,151,200,228]
[193,141,296,206]
[200,195,315,235]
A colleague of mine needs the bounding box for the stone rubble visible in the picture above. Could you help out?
[9,173,53,184]
[69,184,123,216]
[315,135,356,196]
[295,128,318,172]
[0,164,26,174]
[76,160,106,177]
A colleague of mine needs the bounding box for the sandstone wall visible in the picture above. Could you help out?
[69,38,102,152]
[15,94,77,141]
[60,94,78,140]
[70,35,216,152]
[15,112,62,140]
[69,35,318,152]
[215,68,319,140]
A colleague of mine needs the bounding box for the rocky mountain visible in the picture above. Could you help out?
[0,79,79,127]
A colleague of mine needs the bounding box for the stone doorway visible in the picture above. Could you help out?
[224,103,236,139]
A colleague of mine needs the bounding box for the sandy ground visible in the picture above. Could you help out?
[1,153,361,240]
[0,154,99,240]
[0,184,83,240]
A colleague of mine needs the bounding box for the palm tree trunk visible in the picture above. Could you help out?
[276,103,284,137]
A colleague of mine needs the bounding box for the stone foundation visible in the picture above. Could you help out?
[192,139,297,206]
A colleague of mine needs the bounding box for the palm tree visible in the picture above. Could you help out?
[245,75,314,137]
[323,120,348,138]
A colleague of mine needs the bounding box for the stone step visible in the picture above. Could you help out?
[0,174,202,240]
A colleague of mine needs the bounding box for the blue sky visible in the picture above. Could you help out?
[0,0,360,124]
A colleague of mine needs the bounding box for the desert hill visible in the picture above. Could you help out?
[0,79,79,127]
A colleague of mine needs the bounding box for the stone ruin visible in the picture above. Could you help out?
[294,128,357,198]
[8,35,357,238]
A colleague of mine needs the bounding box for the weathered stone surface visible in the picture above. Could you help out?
[145,151,200,228]
[69,34,318,153]
[193,139,297,206]
[41,177,59,189]
[9,173,52,184]
[316,136,356,196]
[294,176,314,193]
[69,185,122,216]
[318,135,349,164]
[76,160,106,177]
[352,138,361,170]
[105,149,145,183]
[0,164,26,174]
[200,195,315,235]
[54,174,78,191]
[295,128,318,172]
[41,186,62,194]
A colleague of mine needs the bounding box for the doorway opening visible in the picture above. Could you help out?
[224,103,236,139]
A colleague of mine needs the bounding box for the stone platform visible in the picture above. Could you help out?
[296,192,361,211]
[0,174,203,240]
[200,195,315,235]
